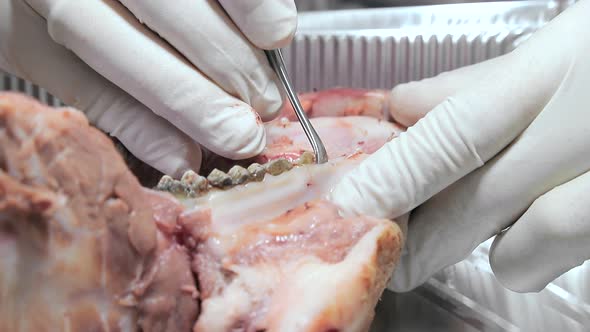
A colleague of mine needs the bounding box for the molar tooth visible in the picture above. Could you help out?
[296,151,315,165]
[247,163,266,181]
[264,158,293,176]
[228,166,250,185]
[181,170,208,197]
[156,175,189,195]
[169,180,187,195]
[156,175,174,191]
[207,169,233,188]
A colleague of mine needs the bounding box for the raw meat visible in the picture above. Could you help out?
[199,88,403,175]
[177,155,403,331]
[279,88,391,120]
[258,116,403,163]
[0,93,197,332]
[0,90,405,332]
[157,87,407,331]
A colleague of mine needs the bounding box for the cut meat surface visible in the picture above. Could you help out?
[183,200,402,332]
[258,116,403,163]
[138,190,199,331]
[279,88,392,121]
[0,91,405,332]
[0,93,197,332]
[176,151,403,331]
[199,88,404,175]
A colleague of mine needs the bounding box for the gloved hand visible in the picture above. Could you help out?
[0,0,296,177]
[330,0,590,293]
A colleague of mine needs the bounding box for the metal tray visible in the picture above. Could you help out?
[372,240,590,331]
[284,0,573,92]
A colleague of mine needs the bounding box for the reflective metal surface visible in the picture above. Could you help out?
[284,0,570,92]
[370,279,517,332]
[294,0,543,11]
[265,49,329,164]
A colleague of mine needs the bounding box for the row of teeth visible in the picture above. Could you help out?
[155,151,316,198]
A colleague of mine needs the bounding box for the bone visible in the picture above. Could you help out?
[264,158,293,176]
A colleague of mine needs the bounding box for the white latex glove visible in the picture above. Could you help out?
[0,0,296,177]
[331,0,590,293]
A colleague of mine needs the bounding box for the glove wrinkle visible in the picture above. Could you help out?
[117,0,284,120]
[338,0,590,293]
[2,0,205,176]
[331,94,485,220]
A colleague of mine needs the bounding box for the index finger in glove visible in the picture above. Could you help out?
[2,0,202,177]
[219,0,298,50]
[118,0,288,120]
[329,18,569,220]
[389,57,513,127]
[26,0,267,160]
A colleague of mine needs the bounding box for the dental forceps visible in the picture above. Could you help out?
[265,49,328,164]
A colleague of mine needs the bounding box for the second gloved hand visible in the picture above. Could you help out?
[0,0,297,176]
[330,0,590,293]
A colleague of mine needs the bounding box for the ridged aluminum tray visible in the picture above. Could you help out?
[284,0,573,91]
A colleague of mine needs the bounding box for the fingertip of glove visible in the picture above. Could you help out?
[389,81,432,126]
[254,24,297,50]
[250,18,297,50]
[489,235,550,293]
[138,138,203,179]
[490,260,548,293]
[329,163,397,220]
[246,0,297,50]
[329,176,362,217]
[159,150,203,179]
[207,104,267,160]
[221,0,298,50]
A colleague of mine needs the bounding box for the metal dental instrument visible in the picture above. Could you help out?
[265,49,328,164]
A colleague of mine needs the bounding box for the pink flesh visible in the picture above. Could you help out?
[178,87,408,331]
[279,88,391,120]
[0,93,198,332]
[1,89,406,332]
[200,88,401,173]
[258,116,403,163]
[175,152,402,332]
[181,200,402,332]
